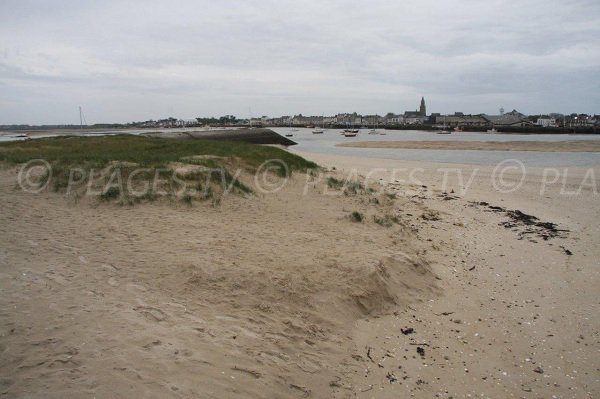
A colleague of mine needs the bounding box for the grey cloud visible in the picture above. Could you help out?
[0,0,599,124]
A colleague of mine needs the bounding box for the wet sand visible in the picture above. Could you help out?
[337,140,600,152]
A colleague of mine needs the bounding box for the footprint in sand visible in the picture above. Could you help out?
[134,306,167,322]
[107,277,120,287]
[101,263,118,273]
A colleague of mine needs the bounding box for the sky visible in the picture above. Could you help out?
[1,0,599,125]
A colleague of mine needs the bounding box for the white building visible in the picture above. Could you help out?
[536,117,558,128]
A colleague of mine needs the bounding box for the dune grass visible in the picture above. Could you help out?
[0,135,317,204]
[0,135,317,171]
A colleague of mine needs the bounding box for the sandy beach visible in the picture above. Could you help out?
[1,151,599,398]
[337,140,600,152]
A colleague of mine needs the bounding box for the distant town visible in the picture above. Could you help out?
[2,98,598,133]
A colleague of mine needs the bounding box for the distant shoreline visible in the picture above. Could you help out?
[337,140,600,152]
[1,125,599,135]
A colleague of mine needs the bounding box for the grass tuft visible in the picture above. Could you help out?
[350,211,364,223]
[100,186,120,201]
[327,176,344,189]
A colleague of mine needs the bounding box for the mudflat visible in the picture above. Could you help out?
[337,139,600,152]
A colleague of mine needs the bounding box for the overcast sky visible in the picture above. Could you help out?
[1,0,599,124]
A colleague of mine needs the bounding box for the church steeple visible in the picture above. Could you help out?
[419,97,426,116]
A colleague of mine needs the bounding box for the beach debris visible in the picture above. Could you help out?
[468,265,476,271]
[366,347,375,362]
[533,366,544,374]
[439,192,459,201]
[501,210,567,240]
[401,327,415,335]
[433,311,455,316]
[421,209,441,221]
[386,372,398,383]
[470,201,568,240]
[560,246,573,255]
[416,347,425,357]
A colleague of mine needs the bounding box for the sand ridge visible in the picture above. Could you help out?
[337,139,600,152]
[0,167,444,398]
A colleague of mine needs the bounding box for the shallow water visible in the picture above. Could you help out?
[2,128,600,167]
[273,128,600,167]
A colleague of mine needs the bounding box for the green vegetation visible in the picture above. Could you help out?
[350,211,364,223]
[0,135,317,203]
[327,176,345,189]
[0,135,317,171]
[344,180,364,195]
[181,193,193,206]
[326,176,366,195]
[99,186,121,201]
[373,214,400,227]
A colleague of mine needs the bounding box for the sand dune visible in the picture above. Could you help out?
[0,168,443,398]
[1,155,599,398]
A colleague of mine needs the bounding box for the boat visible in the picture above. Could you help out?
[343,129,358,137]
[312,115,326,134]
[287,120,297,136]
[14,133,29,138]
[487,128,498,133]
[368,129,378,135]
[454,126,464,132]
[437,115,451,134]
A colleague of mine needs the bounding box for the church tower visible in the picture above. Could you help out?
[419,97,426,116]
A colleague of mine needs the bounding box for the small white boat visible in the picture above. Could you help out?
[437,130,451,134]
[487,128,498,133]
[343,129,358,137]
[285,133,294,137]
[368,129,378,134]
[312,129,325,134]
